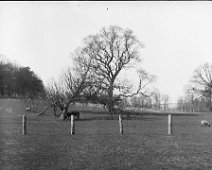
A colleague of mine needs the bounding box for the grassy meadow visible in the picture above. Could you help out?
[1,98,212,170]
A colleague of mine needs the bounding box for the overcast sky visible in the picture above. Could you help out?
[0,1,212,102]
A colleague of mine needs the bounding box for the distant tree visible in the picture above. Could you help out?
[0,62,6,96]
[151,89,161,110]
[130,93,152,108]
[15,67,45,97]
[4,63,17,96]
[0,54,45,101]
[177,96,192,112]
[190,63,212,111]
[177,97,185,112]
[131,96,142,108]
[0,54,8,96]
[161,94,170,110]
[72,25,155,115]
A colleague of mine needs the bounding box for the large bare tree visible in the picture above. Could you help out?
[73,25,155,115]
[190,63,212,111]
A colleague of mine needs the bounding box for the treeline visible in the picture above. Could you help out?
[0,56,45,98]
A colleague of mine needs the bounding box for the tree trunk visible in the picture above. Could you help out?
[53,106,57,116]
[108,102,115,115]
[53,105,61,117]
[60,104,69,120]
[0,76,4,96]
[210,88,212,112]
[60,110,65,120]
[37,105,52,116]
[108,83,115,116]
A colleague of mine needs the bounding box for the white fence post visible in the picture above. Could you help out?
[71,115,75,134]
[119,115,123,134]
[22,115,26,135]
[168,114,172,135]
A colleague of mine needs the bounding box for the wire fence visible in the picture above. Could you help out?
[126,102,211,113]
[0,98,208,137]
[0,114,177,136]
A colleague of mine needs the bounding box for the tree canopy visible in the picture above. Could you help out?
[71,25,155,114]
[0,55,45,98]
[180,63,212,112]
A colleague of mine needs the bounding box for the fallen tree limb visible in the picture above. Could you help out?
[37,105,52,116]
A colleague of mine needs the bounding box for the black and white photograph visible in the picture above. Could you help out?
[1,1,212,169]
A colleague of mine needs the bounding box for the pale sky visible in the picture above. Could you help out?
[0,1,212,102]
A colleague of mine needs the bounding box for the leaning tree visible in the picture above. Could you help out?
[37,54,93,119]
[72,25,155,115]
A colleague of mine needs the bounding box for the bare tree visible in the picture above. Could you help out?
[177,97,185,112]
[38,55,92,119]
[151,89,161,110]
[161,94,170,111]
[73,25,155,115]
[190,63,212,111]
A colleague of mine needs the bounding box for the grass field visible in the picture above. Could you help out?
[1,98,212,170]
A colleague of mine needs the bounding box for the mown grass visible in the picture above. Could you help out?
[1,99,212,170]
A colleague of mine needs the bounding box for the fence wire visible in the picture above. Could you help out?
[127,102,211,113]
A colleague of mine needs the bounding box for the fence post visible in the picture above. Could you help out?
[71,115,75,134]
[22,115,26,135]
[168,114,172,135]
[119,115,123,134]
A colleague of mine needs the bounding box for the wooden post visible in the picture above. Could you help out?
[119,115,123,134]
[22,115,26,135]
[168,114,172,135]
[71,115,75,134]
